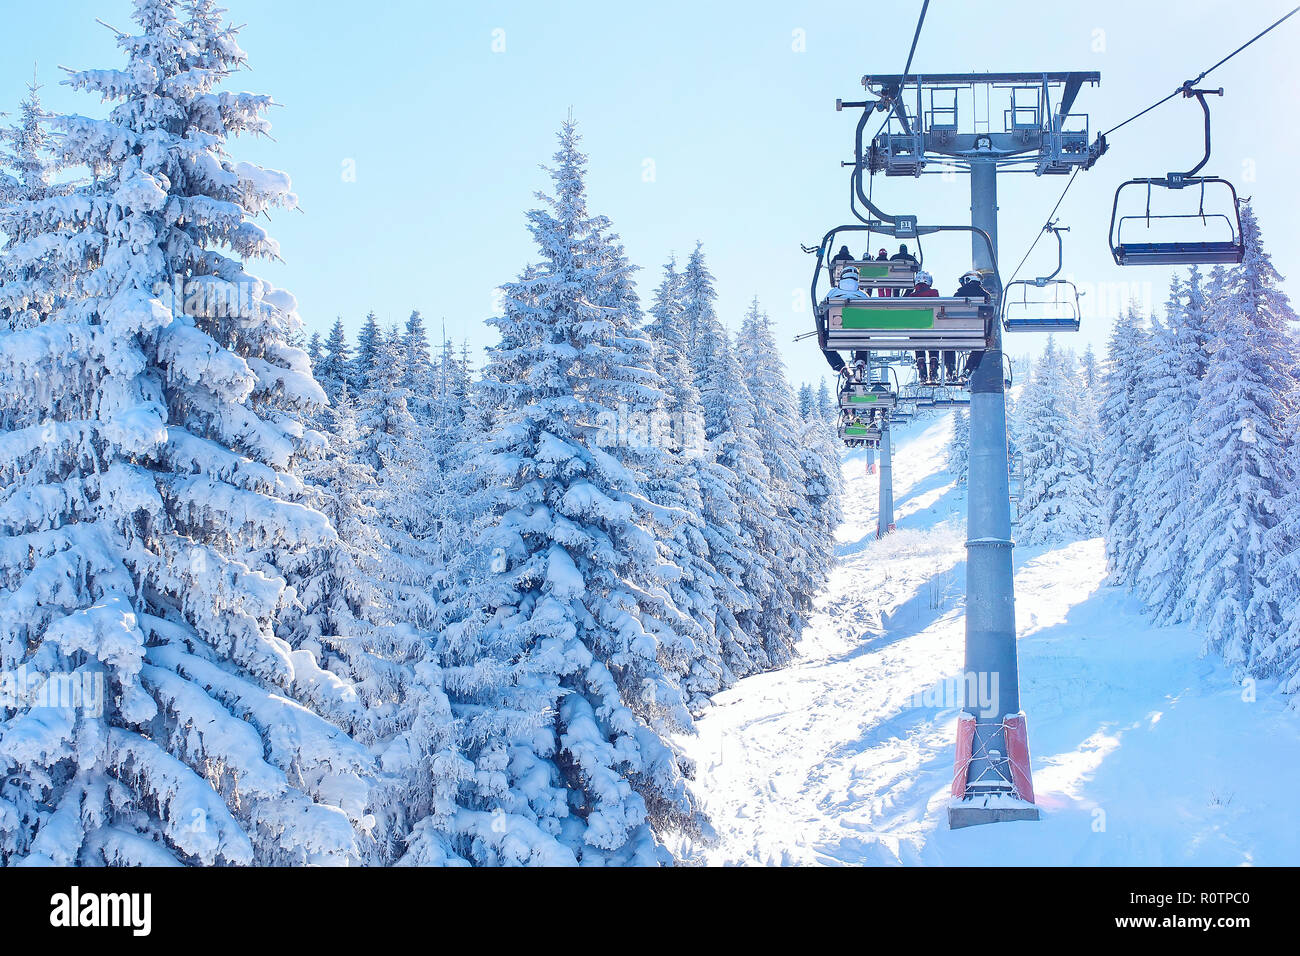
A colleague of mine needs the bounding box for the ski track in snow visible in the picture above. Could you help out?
[679,412,1300,866]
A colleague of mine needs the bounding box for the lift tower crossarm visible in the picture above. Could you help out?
[862,71,1100,87]
[859,72,1105,177]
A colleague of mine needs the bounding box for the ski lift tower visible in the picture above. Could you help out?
[859,71,1105,828]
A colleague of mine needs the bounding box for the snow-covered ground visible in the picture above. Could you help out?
[679,412,1300,866]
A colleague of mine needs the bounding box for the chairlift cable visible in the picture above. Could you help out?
[902,0,929,81]
[1005,168,1080,288]
[1103,4,1300,138]
[870,1,931,146]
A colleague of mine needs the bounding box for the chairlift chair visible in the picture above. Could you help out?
[822,296,991,353]
[1008,451,1025,502]
[1002,222,1083,332]
[831,257,919,294]
[839,419,883,448]
[810,222,999,359]
[838,379,897,412]
[931,385,971,409]
[1108,86,1244,267]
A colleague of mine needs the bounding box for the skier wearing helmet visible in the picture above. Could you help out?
[955,269,990,300]
[828,264,869,301]
[905,270,940,383]
[820,262,870,374]
[954,270,992,381]
[873,247,891,297]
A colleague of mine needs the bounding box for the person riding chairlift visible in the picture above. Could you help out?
[931,269,989,384]
[891,244,918,266]
[872,247,890,297]
[830,245,854,280]
[829,264,869,301]
[821,259,869,375]
[954,269,992,382]
[904,270,941,383]
[886,244,916,299]
[955,269,989,300]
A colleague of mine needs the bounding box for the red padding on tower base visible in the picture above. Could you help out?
[952,713,975,798]
[1003,713,1035,804]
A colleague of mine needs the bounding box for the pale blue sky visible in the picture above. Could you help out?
[6,0,1298,387]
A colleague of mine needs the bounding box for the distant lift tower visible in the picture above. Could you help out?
[860,72,1104,828]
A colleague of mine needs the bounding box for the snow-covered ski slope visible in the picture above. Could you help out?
[679,412,1300,866]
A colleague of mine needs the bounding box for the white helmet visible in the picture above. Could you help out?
[916,270,933,286]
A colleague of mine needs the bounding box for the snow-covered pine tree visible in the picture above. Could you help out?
[796,377,845,550]
[0,79,51,209]
[644,256,703,454]
[0,0,375,866]
[1016,337,1099,545]
[1064,346,1104,536]
[585,224,727,736]
[659,261,787,691]
[315,317,353,404]
[284,382,382,714]
[0,79,67,332]
[736,298,827,646]
[817,377,837,427]
[1184,204,1297,674]
[319,312,475,864]
[641,255,737,710]
[681,242,719,391]
[1098,305,1151,579]
[1080,343,1101,390]
[433,298,567,867]
[306,330,323,369]
[353,310,383,392]
[695,312,784,673]
[400,310,434,421]
[423,334,477,560]
[281,383,431,864]
[357,327,414,470]
[465,120,705,865]
[1262,394,1300,705]
[948,407,970,484]
[798,383,815,419]
[1129,270,1211,622]
[797,392,844,564]
[355,325,445,620]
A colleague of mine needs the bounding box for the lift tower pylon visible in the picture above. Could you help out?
[877,415,895,539]
[857,71,1104,828]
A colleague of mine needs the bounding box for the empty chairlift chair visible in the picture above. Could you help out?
[911,388,937,409]
[1108,85,1244,267]
[1008,450,1025,523]
[1002,222,1082,332]
[931,385,971,409]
